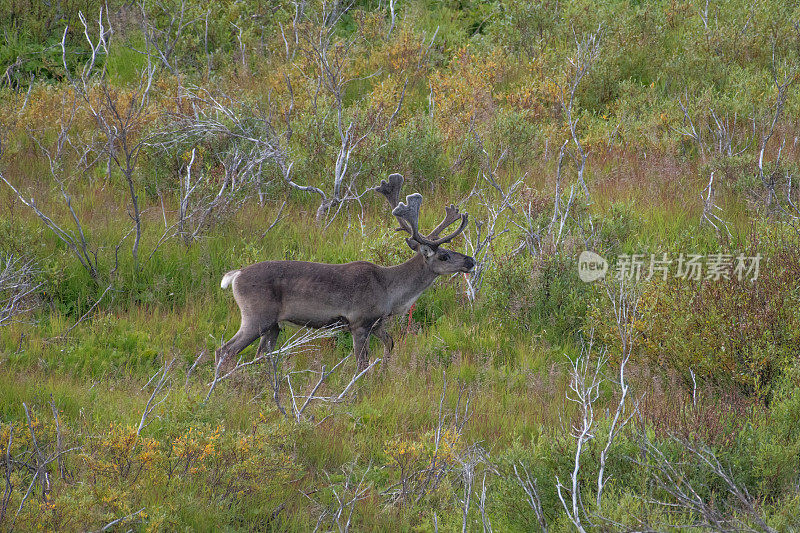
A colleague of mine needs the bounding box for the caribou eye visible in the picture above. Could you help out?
[438,253,449,261]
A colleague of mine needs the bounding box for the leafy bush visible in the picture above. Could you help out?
[380,116,447,185]
[486,254,591,345]
[628,234,800,400]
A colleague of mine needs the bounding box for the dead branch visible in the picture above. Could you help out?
[560,24,603,201]
[478,472,492,533]
[9,403,80,529]
[463,130,523,300]
[513,462,547,532]
[297,8,403,225]
[0,255,41,328]
[206,325,342,404]
[1,95,100,281]
[387,0,397,37]
[382,377,478,510]
[308,460,371,533]
[138,357,176,437]
[637,433,776,532]
[0,424,12,523]
[65,8,158,272]
[137,0,200,76]
[93,507,146,533]
[555,334,605,533]
[48,397,65,482]
[700,172,732,242]
[676,96,704,155]
[155,84,326,216]
[54,284,112,339]
[596,279,641,507]
[456,443,493,533]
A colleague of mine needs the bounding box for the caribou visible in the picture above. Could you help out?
[216,173,475,371]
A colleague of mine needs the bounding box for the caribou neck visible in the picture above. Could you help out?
[383,253,439,312]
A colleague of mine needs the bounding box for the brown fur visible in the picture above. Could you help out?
[217,247,474,371]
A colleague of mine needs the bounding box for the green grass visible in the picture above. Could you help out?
[2,0,800,529]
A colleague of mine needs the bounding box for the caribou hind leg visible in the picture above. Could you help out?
[216,317,279,370]
[256,325,281,357]
[215,326,260,370]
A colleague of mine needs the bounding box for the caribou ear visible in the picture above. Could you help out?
[417,243,435,258]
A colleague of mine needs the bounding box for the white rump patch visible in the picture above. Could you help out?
[220,270,241,289]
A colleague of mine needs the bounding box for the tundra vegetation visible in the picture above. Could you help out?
[1,0,800,530]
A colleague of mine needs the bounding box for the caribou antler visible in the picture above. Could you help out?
[428,204,463,239]
[426,210,468,246]
[392,193,423,235]
[375,173,404,208]
[393,193,468,248]
[376,173,414,234]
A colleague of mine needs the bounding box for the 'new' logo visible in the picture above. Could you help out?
[578,250,608,282]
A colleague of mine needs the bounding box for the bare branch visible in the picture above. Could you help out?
[54,284,112,339]
[308,460,371,533]
[2,121,100,281]
[0,255,41,327]
[462,132,522,299]
[513,462,547,532]
[555,334,605,533]
[387,0,397,37]
[560,24,603,202]
[637,433,776,532]
[94,507,146,533]
[596,279,641,507]
[206,325,343,404]
[0,424,12,523]
[700,172,732,242]
[138,357,176,437]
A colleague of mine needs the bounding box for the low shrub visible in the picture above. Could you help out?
[486,253,591,345]
[623,232,800,400]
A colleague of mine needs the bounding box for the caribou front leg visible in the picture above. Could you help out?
[371,320,394,365]
[351,322,375,372]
